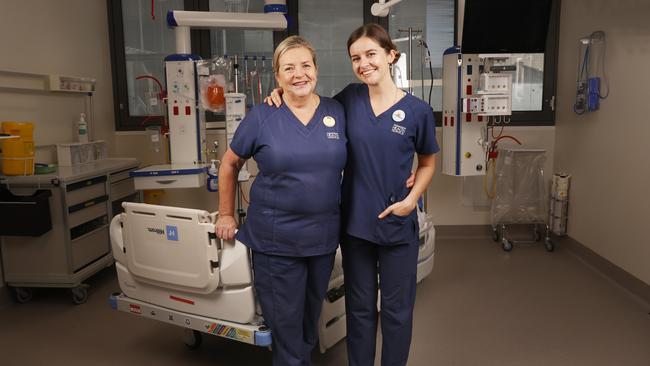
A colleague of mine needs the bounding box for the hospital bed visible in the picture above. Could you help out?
[109,202,435,352]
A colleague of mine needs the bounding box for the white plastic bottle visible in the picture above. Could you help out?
[207,159,219,192]
[77,113,88,143]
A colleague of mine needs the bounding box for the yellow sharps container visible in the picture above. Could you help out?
[1,122,35,176]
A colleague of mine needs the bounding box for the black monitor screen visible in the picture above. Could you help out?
[461,0,553,53]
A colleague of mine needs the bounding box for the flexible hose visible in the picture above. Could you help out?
[483,158,497,199]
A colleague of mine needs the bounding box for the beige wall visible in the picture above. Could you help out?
[0,0,116,153]
[0,0,115,293]
[554,0,650,285]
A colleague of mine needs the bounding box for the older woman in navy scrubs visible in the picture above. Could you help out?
[215,36,347,366]
[267,24,439,366]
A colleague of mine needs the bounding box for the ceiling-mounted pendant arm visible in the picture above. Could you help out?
[166,4,288,54]
[371,0,405,17]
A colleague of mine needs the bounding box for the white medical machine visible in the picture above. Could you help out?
[109,202,435,350]
[129,3,287,190]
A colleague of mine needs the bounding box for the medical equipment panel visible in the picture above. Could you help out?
[166,57,207,164]
[442,50,514,177]
[442,50,486,176]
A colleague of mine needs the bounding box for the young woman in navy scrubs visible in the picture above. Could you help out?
[267,24,439,366]
[338,24,438,366]
[215,36,347,366]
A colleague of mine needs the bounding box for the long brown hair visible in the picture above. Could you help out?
[347,23,401,64]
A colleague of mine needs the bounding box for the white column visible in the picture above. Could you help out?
[175,26,191,54]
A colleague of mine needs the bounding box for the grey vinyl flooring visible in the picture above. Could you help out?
[1,237,649,366]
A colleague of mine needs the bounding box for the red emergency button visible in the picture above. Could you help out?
[185,106,191,115]
[173,106,179,115]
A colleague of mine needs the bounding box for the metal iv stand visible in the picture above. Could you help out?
[397,27,422,95]
[397,27,429,211]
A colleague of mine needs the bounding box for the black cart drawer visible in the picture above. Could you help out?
[0,189,52,236]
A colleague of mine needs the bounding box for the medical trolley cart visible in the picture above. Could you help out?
[0,158,140,304]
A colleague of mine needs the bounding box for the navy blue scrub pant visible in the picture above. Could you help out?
[341,234,419,366]
[252,251,336,366]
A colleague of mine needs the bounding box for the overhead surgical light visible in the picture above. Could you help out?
[370,0,405,17]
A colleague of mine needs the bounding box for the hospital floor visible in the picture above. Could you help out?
[1,236,649,366]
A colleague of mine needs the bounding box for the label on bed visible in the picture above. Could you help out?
[129,304,142,314]
[206,323,253,342]
[166,225,179,241]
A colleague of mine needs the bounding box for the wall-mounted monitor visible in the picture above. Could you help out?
[461,0,553,53]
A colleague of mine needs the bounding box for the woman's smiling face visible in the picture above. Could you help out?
[275,46,318,99]
[348,36,395,86]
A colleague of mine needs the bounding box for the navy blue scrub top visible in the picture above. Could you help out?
[335,83,439,246]
[230,97,347,257]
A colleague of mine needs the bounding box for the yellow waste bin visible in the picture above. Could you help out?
[1,122,35,176]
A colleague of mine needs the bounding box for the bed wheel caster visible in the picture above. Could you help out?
[545,238,554,252]
[182,329,203,349]
[71,286,88,305]
[501,238,513,252]
[12,287,33,304]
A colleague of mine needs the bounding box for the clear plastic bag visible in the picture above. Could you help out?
[490,149,547,226]
[198,56,231,113]
[260,56,275,99]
